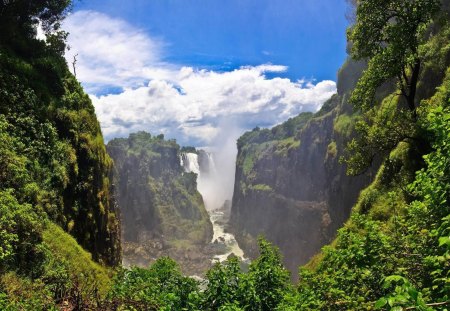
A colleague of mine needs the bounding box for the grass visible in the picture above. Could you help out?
[242,152,255,176]
[333,114,354,137]
[42,223,112,297]
[250,184,273,192]
[274,137,301,156]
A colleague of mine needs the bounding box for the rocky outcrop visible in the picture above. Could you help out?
[229,59,379,278]
[107,132,213,274]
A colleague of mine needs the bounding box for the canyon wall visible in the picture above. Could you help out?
[107,132,213,274]
[229,60,379,277]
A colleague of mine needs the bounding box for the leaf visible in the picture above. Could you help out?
[388,297,396,306]
[438,236,450,247]
[375,298,388,309]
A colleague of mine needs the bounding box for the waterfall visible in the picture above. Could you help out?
[180,150,247,262]
[181,151,220,211]
[181,152,200,175]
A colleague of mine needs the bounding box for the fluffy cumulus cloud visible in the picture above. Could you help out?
[64,10,336,146]
[64,10,174,93]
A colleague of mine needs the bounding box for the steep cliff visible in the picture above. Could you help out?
[0,2,121,307]
[0,7,121,267]
[107,132,213,274]
[229,60,383,276]
[230,6,450,278]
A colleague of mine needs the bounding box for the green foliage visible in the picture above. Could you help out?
[236,113,312,196]
[202,257,243,310]
[237,112,313,149]
[333,113,354,137]
[348,0,440,112]
[181,146,198,154]
[375,276,432,311]
[273,137,300,156]
[343,1,448,176]
[250,184,273,192]
[326,141,337,160]
[108,131,212,249]
[342,94,418,175]
[42,223,112,297]
[242,152,256,176]
[106,239,292,311]
[283,66,450,310]
[108,257,199,310]
[0,15,121,266]
[1,0,449,309]
[316,94,339,117]
[0,272,58,311]
[0,190,45,274]
[248,238,291,311]
[0,1,120,307]
[409,104,450,303]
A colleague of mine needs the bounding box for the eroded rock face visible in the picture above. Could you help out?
[107,132,213,275]
[230,60,378,280]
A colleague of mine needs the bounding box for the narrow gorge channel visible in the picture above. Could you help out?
[180,152,247,264]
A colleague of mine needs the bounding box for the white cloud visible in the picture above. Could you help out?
[63,10,337,146]
[64,11,175,93]
[91,68,336,144]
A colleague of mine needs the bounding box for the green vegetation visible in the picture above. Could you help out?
[343,0,449,175]
[236,112,312,192]
[274,137,301,156]
[0,0,119,308]
[333,114,355,138]
[286,81,450,310]
[250,184,273,192]
[326,141,337,160]
[104,238,291,311]
[237,112,313,149]
[231,1,450,310]
[107,132,213,277]
[43,223,112,297]
[1,0,449,309]
[348,0,440,113]
[107,132,212,248]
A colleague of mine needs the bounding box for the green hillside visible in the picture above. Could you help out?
[0,1,120,309]
[0,0,448,310]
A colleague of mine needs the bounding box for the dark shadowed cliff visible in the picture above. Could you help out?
[230,8,450,279]
[229,59,383,278]
[107,132,213,274]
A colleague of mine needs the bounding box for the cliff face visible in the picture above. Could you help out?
[230,60,378,276]
[107,132,213,273]
[0,29,121,266]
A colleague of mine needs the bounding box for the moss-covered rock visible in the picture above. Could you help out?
[0,26,121,267]
[107,132,213,274]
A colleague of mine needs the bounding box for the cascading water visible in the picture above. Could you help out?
[181,153,200,175]
[181,151,247,262]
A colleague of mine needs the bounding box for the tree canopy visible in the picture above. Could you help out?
[348,0,440,113]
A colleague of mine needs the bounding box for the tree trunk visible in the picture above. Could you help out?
[407,59,421,116]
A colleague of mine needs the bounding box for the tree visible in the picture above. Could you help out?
[348,0,440,115]
[0,0,72,48]
[0,0,72,32]
[202,256,243,310]
[0,190,44,275]
[108,257,199,310]
[247,238,291,311]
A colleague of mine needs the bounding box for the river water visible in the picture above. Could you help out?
[209,208,246,262]
[181,152,247,263]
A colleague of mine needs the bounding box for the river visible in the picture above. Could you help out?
[181,152,248,264]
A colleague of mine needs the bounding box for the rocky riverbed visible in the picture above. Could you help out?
[122,202,248,276]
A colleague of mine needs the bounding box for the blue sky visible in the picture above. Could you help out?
[63,0,348,146]
[73,0,348,82]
